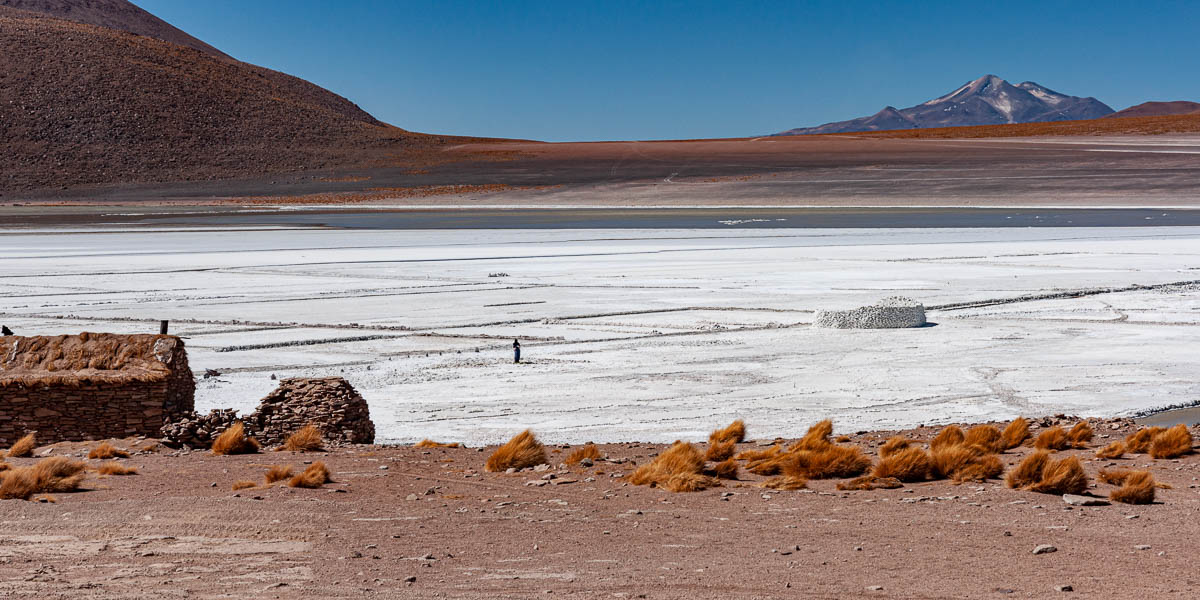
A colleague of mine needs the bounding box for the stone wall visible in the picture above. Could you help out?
[162,377,375,448]
[0,334,195,445]
[813,297,928,329]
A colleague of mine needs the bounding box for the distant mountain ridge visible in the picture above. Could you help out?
[776,75,1114,135]
[1104,101,1200,119]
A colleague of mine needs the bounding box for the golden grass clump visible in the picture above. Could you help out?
[664,472,720,493]
[1027,455,1089,495]
[232,480,257,491]
[760,475,807,490]
[1095,441,1126,460]
[871,446,930,482]
[1097,468,1134,486]
[1000,417,1030,450]
[630,441,707,489]
[264,465,293,484]
[97,462,137,475]
[485,430,549,472]
[952,454,1004,482]
[930,425,965,451]
[0,469,39,500]
[1109,470,1156,505]
[709,458,739,480]
[88,442,130,460]
[704,439,737,462]
[414,440,460,448]
[879,436,912,459]
[1066,422,1094,447]
[1148,424,1193,459]
[283,424,324,452]
[1124,427,1165,454]
[565,444,602,465]
[836,475,902,491]
[929,445,977,479]
[708,419,746,445]
[211,422,261,455]
[792,419,834,451]
[0,462,9,472]
[288,461,332,488]
[1033,426,1070,451]
[781,444,871,480]
[741,445,789,476]
[0,457,89,499]
[7,432,36,458]
[1006,451,1050,489]
[964,425,1002,453]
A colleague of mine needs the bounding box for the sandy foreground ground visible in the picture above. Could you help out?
[2,226,1200,444]
[2,417,1198,599]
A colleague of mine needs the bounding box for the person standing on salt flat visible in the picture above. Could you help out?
[513,339,521,364]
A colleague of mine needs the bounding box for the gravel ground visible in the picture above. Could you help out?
[2,417,1198,599]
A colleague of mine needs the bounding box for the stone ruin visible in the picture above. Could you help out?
[162,377,375,448]
[0,333,194,445]
[812,296,928,329]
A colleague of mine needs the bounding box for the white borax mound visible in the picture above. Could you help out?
[812,297,927,329]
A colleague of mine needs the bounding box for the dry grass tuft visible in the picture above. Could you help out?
[1000,417,1030,450]
[0,457,89,499]
[1095,441,1126,460]
[565,444,602,465]
[414,439,460,448]
[741,445,789,476]
[485,430,548,472]
[930,426,965,451]
[1098,468,1134,486]
[1033,426,1070,451]
[211,422,260,455]
[930,445,979,480]
[0,462,9,472]
[1109,470,1156,505]
[879,436,912,459]
[709,458,739,480]
[704,439,737,462]
[952,454,1004,482]
[1027,456,1089,495]
[781,444,871,480]
[872,446,930,482]
[283,425,324,452]
[97,462,137,475]
[264,465,293,484]
[88,442,130,460]
[792,419,834,451]
[288,461,332,488]
[7,432,36,458]
[964,425,1002,453]
[1067,422,1094,447]
[0,468,38,500]
[836,475,903,491]
[708,420,746,445]
[664,472,719,493]
[1148,424,1193,459]
[232,480,256,491]
[1124,427,1165,454]
[735,445,781,462]
[1006,451,1050,489]
[630,442,707,489]
[760,475,808,490]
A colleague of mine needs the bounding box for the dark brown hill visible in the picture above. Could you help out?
[0,0,228,57]
[1103,101,1200,119]
[0,8,471,193]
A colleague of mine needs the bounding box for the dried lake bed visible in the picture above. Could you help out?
[2,221,1199,444]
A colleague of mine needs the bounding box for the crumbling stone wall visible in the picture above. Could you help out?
[162,377,374,448]
[0,335,195,445]
[813,297,928,329]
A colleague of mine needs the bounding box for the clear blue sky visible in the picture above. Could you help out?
[134,0,1200,142]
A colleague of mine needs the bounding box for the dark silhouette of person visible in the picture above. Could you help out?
[513,339,521,364]
[1,325,12,336]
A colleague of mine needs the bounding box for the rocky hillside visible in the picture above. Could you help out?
[1104,101,1200,119]
[777,75,1114,135]
[0,3,460,194]
[0,0,228,57]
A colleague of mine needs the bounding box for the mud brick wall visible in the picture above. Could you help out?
[0,335,196,446]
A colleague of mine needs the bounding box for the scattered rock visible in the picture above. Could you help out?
[1063,494,1108,506]
[1056,585,1074,592]
[1033,545,1058,555]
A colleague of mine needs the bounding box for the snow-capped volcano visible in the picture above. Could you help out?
[776,75,1114,135]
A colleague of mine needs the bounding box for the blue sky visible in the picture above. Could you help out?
[135,1,1200,142]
